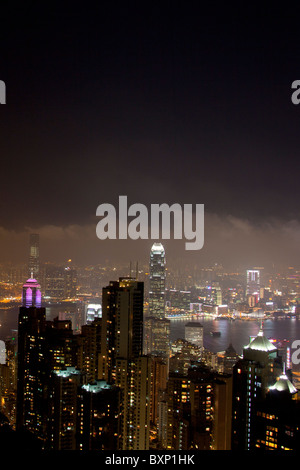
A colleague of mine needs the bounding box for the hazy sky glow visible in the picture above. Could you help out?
[1,3,300,268]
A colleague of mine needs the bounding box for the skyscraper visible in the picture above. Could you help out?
[16,277,47,439]
[99,277,151,450]
[232,324,282,450]
[28,233,40,280]
[49,367,84,450]
[185,322,204,350]
[100,277,144,383]
[246,269,260,301]
[254,366,300,450]
[149,243,166,319]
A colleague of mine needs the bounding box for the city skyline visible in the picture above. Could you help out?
[2,4,300,456]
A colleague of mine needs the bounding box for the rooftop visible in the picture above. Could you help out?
[244,327,277,353]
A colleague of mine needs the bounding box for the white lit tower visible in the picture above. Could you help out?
[149,243,166,319]
[246,269,260,303]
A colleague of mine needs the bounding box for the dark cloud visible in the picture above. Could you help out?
[1,3,300,266]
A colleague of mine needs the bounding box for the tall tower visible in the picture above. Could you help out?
[246,269,260,299]
[100,277,144,383]
[16,277,47,439]
[232,324,282,450]
[149,243,166,319]
[28,233,40,280]
[99,277,151,450]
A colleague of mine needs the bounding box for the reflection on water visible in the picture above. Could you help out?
[1,307,300,357]
[170,316,300,355]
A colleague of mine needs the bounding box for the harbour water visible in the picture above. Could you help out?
[1,306,300,357]
[170,316,300,355]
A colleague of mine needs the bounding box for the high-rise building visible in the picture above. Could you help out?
[64,260,77,299]
[44,264,65,300]
[143,317,170,358]
[85,303,102,324]
[99,277,151,450]
[28,233,40,280]
[166,365,232,450]
[149,243,166,319]
[76,319,102,383]
[78,380,121,451]
[246,269,260,301]
[254,366,300,450]
[232,325,283,450]
[48,367,85,450]
[16,277,47,439]
[46,317,76,372]
[100,277,144,383]
[149,356,168,427]
[185,322,204,349]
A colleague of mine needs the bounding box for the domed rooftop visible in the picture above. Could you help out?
[269,365,297,395]
[244,327,277,353]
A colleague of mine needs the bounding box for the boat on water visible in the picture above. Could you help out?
[210,331,221,337]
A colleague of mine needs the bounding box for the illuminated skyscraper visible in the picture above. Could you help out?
[232,325,282,450]
[16,277,47,438]
[149,243,166,319]
[28,233,40,280]
[78,380,121,451]
[99,277,151,450]
[246,269,260,301]
[100,277,144,383]
[49,367,84,450]
[185,322,203,349]
[144,317,170,358]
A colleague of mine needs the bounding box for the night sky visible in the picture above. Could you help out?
[1,3,300,268]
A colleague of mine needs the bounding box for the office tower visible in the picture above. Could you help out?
[0,340,5,364]
[76,319,102,383]
[166,372,190,449]
[166,289,191,310]
[254,367,300,450]
[100,277,144,383]
[158,397,168,448]
[28,233,39,279]
[116,356,151,450]
[48,367,84,450]
[232,325,282,450]
[2,335,18,427]
[85,303,102,324]
[44,264,65,300]
[188,366,215,450]
[78,380,121,451]
[46,317,76,372]
[100,277,151,450]
[150,356,168,427]
[185,322,203,349]
[211,375,232,450]
[64,261,77,299]
[212,286,222,306]
[166,365,233,450]
[149,243,166,319]
[16,277,47,439]
[144,317,170,358]
[221,343,239,374]
[246,269,260,301]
